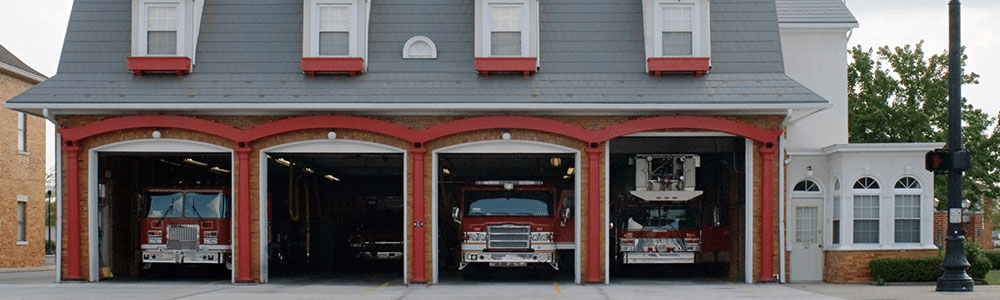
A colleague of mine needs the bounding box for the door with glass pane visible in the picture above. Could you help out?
[789,198,823,281]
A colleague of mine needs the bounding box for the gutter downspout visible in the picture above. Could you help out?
[778,109,792,283]
[43,108,62,283]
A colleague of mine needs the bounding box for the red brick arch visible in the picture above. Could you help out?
[56,114,781,283]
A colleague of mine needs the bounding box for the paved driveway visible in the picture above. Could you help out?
[3,270,999,300]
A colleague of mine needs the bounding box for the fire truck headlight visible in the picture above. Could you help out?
[147,230,163,244]
[204,237,218,245]
[530,232,551,242]
[148,236,162,244]
[655,243,668,252]
[467,232,487,242]
[537,253,549,262]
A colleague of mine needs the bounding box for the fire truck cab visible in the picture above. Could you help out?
[452,180,572,270]
[139,188,232,269]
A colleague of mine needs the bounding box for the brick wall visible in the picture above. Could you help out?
[823,249,937,283]
[933,211,994,250]
[55,113,783,282]
[0,72,46,269]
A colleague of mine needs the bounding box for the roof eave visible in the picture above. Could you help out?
[778,22,859,29]
[0,62,47,84]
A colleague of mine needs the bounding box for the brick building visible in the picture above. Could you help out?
[5,0,939,284]
[0,45,47,268]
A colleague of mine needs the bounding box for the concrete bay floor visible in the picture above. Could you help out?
[3,270,1000,300]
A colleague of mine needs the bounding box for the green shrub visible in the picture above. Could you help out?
[984,249,1000,270]
[964,240,994,280]
[870,256,943,283]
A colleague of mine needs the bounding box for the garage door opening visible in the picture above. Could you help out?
[265,152,404,283]
[95,152,233,281]
[608,136,746,281]
[436,152,577,282]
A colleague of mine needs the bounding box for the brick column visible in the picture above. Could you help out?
[235,145,253,282]
[758,143,777,282]
[585,146,603,283]
[410,146,427,283]
[63,143,83,280]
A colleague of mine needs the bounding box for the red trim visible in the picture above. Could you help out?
[236,146,253,283]
[416,116,593,144]
[647,57,710,77]
[593,116,781,144]
[127,56,191,76]
[758,145,777,282]
[243,115,419,143]
[585,147,603,283]
[57,115,243,143]
[301,57,365,77]
[56,114,783,284]
[410,147,427,283]
[63,145,83,281]
[474,57,537,77]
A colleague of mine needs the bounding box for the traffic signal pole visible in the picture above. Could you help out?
[936,0,974,292]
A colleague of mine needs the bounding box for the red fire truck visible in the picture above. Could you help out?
[452,180,573,270]
[140,188,232,269]
[613,154,729,265]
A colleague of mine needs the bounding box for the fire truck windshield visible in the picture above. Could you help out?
[185,192,228,219]
[619,205,698,230]
[147,192,184,218]
[465,190,553,217]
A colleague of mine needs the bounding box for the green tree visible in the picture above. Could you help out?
[847,41,1000,210]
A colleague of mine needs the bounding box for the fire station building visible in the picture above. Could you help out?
[5,0,939,284]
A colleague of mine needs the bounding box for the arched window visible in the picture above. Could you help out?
[402,36,437,59]
[832,178,841,244]
[893,177,921,243]
[793,180,820,192]
[852,177,880,244]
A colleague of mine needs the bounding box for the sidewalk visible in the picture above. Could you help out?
[789,282,1000,300]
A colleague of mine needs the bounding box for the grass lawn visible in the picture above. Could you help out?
[986,270,1000,285]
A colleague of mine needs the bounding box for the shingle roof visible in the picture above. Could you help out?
[0,44,46,79]
[775,0,858,24]
[6,0,827,114]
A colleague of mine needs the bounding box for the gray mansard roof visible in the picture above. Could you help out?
[7,0,828,115]
[775,0,858,25]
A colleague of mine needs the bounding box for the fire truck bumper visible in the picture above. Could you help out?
[460,251,557,270]
[623,251,695,264]
[142,248,229,264]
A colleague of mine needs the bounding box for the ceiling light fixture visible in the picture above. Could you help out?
[275,158,291,167]
[442,168,451,175]
[550,157,562,167]
[210,167,230,173]
[324,175,340,181]
[304,168,315,174]
[184,158,208,167]
[566,167,575,175]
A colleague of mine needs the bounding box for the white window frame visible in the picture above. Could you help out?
[831,179,841,245]
[17,112,27,154]
[653,0,700,58]
[892,177,922,244]
[17,195,28,245]
[137,0,186,57]
[851,177,880,244]
[483,1,530,57]
[309,0,359,57]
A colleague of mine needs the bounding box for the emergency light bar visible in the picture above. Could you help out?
[474,180,544,186]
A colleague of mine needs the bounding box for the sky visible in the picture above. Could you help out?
[0,0,997,172]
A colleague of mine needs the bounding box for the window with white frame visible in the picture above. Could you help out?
[17,112,27,152]
[476,0,538,58]
[853,177,880,244]
[17,195,28,244]
[832,179,841,244]
[894,177,921,243]
[644,0,710,58]
[793,180,820,192]
[137,0,185,56]
[304,0,367,58]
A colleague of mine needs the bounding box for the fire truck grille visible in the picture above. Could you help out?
[166,225,199,250]
[487,225,530,249]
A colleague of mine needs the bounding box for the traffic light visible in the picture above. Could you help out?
[926,149,950,174]
[925,148,971,175]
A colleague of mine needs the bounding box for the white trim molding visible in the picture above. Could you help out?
[402,36,438,59]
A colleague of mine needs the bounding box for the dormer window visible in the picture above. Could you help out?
[643,0,711,76]
[129,0,203,76]
[474,0,539,77]
[302,0,369,76]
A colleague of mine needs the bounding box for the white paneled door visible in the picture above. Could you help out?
[789,197,823,281]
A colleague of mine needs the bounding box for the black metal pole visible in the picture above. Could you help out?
[936,0,973,292]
